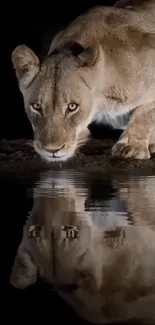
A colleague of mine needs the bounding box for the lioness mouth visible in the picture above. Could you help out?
[34,142,75,162]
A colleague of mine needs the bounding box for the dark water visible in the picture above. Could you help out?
[3,170,155,324]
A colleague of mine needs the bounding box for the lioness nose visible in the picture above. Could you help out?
[45,144,65,154]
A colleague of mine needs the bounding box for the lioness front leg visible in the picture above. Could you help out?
[112,102,155,160]
[149,130,155,154]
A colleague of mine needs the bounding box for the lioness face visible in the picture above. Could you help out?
[12,43,99,162]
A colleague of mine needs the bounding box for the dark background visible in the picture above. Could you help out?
[5,1,116,141]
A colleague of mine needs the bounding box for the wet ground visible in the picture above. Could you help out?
[0,132,155,179]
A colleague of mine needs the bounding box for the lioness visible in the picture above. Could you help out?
[11,0,155,162]
[10,170,155,323]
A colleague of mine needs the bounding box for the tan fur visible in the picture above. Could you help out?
[10,171,155,323]
[11,0,155,162]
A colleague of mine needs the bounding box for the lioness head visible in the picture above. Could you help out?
[12,42,100,162]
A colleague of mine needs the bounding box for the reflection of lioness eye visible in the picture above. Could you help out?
[31,102,42,113]
[67,103,79,112]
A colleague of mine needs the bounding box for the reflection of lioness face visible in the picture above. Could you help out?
[10,171,155,324]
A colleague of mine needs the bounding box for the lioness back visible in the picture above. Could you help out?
[49,1,155,52]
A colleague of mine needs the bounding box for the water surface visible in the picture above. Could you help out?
[4,170,155,324]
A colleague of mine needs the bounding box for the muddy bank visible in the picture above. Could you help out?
[0,137,155,180]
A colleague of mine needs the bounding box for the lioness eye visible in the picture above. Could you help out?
[67,103,79,112]
[31,102,42,113]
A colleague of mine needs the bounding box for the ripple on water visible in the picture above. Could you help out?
[8,170,155,324]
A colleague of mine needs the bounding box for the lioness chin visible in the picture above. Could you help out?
[12,0,155,162]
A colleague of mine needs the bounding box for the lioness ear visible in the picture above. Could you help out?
[10,250,37,289]
[11,45,40,89]
[52,41,99,67]
[66,42,99,67]
[77,44,100,67]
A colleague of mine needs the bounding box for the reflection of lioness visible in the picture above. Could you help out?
[11,0,155,162]
[10,171,155,324]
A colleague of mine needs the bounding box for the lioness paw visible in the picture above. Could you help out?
[112,141,150,160]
